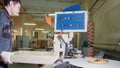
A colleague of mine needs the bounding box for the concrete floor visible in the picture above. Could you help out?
[9,63,39,68]
[9,64,48,68]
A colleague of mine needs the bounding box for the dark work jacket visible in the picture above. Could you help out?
[0,8,13,53]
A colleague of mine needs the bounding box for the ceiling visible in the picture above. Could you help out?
[18,0,82,31]
[0,0,83,37]
[20,0,82,16]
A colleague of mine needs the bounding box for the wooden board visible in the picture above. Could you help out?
[11,51,59,64]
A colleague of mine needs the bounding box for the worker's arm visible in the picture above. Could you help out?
[0,10,5,32]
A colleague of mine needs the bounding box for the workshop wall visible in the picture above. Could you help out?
[93,0,120,50]
[81,0,120,59]
[93,0,120,60]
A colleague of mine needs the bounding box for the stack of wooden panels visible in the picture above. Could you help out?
[11,51,59,64]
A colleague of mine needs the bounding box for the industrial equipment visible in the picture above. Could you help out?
[1,4,88,68]
[1,11,88,66]
[53,11,88,59]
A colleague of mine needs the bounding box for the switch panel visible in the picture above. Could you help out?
[54,11,88,32]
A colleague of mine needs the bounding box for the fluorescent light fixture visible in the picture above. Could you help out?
[42,31,49,33]
[33,31,35,37]
[13,30,18,32]
[24,23,36,25]
[20,27,23,35]
[48,13,55,16]
[35,28,44,30]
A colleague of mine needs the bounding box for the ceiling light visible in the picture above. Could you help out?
[20,27,23,35]
[42,31,49,33]
[35,28,44,30]
[24,23,36,25]
[13,30,18,33]
[48,13,55,16]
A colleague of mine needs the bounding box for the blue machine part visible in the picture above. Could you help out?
[62,4,82,11]
[54,11,88,32]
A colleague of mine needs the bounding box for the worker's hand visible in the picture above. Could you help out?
[0,51,14,64]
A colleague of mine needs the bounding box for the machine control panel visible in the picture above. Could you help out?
[54,11,88,32]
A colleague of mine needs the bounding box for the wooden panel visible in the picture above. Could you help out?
[11,51,59,64]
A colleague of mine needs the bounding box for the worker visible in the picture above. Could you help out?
[0,0,21,68]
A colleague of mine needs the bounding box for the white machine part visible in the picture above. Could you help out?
[53,32,73,58]
[53,11,88,58]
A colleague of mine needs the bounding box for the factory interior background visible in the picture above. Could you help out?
[0,0,120,68]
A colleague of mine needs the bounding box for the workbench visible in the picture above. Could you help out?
[64,58,120,68]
